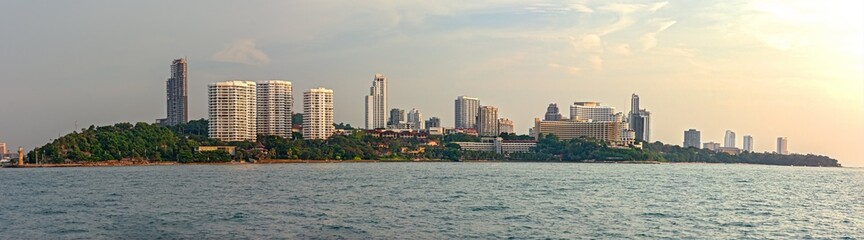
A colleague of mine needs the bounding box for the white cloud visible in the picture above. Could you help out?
[640,20,677,50]
[571,34,603,53]
[211,39,271,65]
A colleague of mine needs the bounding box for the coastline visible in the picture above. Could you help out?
[3,159,841,168]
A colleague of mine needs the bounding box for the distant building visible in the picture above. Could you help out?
[534,118,624,144]
[477,106,499,137]
[570,102,616,122]
[629,94,651,142]
[631,110,650,142]
[256,80,293,138]
[453,137,536,154]
[0,142,6,155]
[684,129,701,148]
[166,58,188,126]
[703,142,720,151]
[197,146,237,155]
[724,130,736,148]
[717,147,741,155]
[498,118,515,135]
[425,117,441,130]
[365,73,387,129]
[208,81,257,142]
[544,103,563,121]
[454,96,480,129]
[743,135,753,152]
[407,109,424,131]
[303,88,335,140]
[777,137,789,155]
[388,108,405,128]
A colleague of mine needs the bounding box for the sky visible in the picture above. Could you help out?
[1,0,862,166]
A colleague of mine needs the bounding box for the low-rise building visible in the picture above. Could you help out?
[703,142,721,151]
[533,118,624,145]
[197,146,237,155]
[453,137,537,154]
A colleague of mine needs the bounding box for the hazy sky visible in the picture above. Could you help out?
[1,0,862,166]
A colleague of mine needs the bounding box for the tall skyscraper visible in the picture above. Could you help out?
[724,130,736,148]
[425,117,441,130]
[0,142,6,155]
[388,108,405,128]
[477,106,499,137]
[683,129,701,148]
[544,103,562,121]
[303,88,334,140]
[570,102,616,122]
[407,109,424,131]
[365,74,387,129]
[630,110,650,142]
[743,135,753,152]
[629,94,650,142]
[166,58,188,126]
[498,118,515,134]
[777,137,789,155]
[208,81,257,142]
[256,80,293,138]
[455,96,480,129]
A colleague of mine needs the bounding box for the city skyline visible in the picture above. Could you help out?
[0,1,861,166]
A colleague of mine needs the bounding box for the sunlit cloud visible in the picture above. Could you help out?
[211,39,271,65]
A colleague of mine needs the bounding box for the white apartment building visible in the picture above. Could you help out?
[570,102,616,122]
[724,130,736,148]
[256,80,293,138]
[407,109,424,131]
[455,96,480,129]
[365,74,387,129]
[209,81,257,142]
[453,137,536,154]
[743,135,753,152]
[777,137,789,155]
[304,88,335,140]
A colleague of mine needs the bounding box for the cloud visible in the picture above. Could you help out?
[640,20,677,50]
[589,55,603,71]
[211,39,271,65]
[571,34,603,53]
[571,4,594,13]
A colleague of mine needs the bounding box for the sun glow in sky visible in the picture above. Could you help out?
[1,0,862,166]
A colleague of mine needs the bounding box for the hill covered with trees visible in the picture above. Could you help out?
[27,121,840,167]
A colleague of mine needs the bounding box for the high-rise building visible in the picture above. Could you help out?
[498,118,515,135]
[303,88,335,140]
[0,142,6,155]
[534,118,624,144]
[455,96,480,129]
[724,130,736,148]
[544,103,563,121]
[388,108,405,128]
[425,117,441,130]
[256,80,293,138]
[777,137,789,155]
[684,129,701,148]
[166,58,188,126]
[477,106,499,137]
[570,102,616,122]
[631,110,650,142]
[743,135,753,152]
[407,109,424,131]
[629,94,650,142]
[365,74,387,129]
[208,81,257,142]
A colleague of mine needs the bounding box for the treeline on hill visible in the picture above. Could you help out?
[28,120,840,167]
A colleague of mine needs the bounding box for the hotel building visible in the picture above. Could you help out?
[208,81,257,142]
[256,80,293,138]
[304,88,335,140]
[365,74,387,129]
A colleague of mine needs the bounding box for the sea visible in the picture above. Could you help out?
[0,163,862,239]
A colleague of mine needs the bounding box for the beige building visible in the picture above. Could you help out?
[256,80,293,138]
[0,142,6,155]
[570,102,617,122]
[454,137,536,154]
[477,106,499,137]
[533,118,623,144]
[303,88,335,140]
[208,81,257,142]
[498,118,514,135]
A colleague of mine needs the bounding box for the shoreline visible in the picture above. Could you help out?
[2,159,841,168]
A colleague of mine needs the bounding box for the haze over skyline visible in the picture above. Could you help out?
[1,1,862,166]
